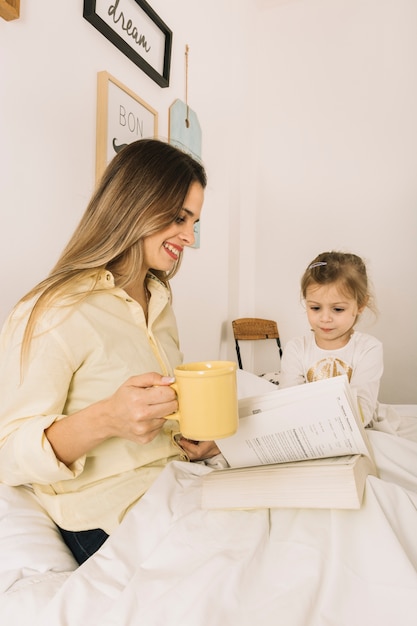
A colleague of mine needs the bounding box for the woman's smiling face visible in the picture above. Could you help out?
[143,181,204,272]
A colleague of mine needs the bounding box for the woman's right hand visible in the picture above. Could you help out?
[45,373,178,466]
[103,373,178,443]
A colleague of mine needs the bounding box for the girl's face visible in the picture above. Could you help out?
[143,181,204,272]
[305,282,364,349]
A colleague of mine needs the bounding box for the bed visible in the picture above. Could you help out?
[1,371,416,626]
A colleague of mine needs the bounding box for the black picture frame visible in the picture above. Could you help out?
[83,0,172,88]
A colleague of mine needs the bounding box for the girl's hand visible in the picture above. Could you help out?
[178,437,221,461]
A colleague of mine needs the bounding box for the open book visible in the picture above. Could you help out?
[201,375,377,510]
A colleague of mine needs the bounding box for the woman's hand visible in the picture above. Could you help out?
[103,373,178,443]
[46,373,178,465]
[178,437,221,461]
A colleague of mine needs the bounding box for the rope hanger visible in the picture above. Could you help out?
[185,44,190,128]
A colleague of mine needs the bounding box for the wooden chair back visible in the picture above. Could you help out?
[232,317,283,370]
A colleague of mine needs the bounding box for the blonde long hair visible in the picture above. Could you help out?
[17,139,207,365]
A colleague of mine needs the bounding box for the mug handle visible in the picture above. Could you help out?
[166,382,180,421]
[167,383,199,444]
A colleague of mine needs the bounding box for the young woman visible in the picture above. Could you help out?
[0,139,219,563]
[279,251,383,427]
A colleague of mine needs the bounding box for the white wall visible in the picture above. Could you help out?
[0,0,415,404]
[0,0,253,366]
[254,0,417,403]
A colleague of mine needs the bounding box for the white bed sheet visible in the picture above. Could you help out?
[0,372,416,626]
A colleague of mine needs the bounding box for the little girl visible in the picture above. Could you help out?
[279,251,383,427]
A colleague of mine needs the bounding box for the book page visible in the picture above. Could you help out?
[217,376,374,468]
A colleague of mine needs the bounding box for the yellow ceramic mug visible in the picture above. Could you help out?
[170,360,239,441]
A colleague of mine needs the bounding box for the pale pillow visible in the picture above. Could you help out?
[0,572,73,626]
[0,483,77,593]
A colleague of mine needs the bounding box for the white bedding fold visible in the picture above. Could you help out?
[1,384,416,626]
[34,442,417,626]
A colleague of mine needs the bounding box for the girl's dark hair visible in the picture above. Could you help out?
[301,251,376,313]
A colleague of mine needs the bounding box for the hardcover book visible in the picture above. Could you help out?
[201,375,377,510]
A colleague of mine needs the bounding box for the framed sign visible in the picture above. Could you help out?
[83,0,172,88]
[95,71,158,182]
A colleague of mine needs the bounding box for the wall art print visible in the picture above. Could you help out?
[84,0,172,88]
[95,71,158,182]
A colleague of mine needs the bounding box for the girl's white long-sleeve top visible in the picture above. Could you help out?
[279,331,383,427]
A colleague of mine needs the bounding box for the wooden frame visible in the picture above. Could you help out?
[95,71,158,182]
[83,0,172,88]
[0,0,20,21]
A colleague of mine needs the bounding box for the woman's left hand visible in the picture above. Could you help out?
[178,437,220,461]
